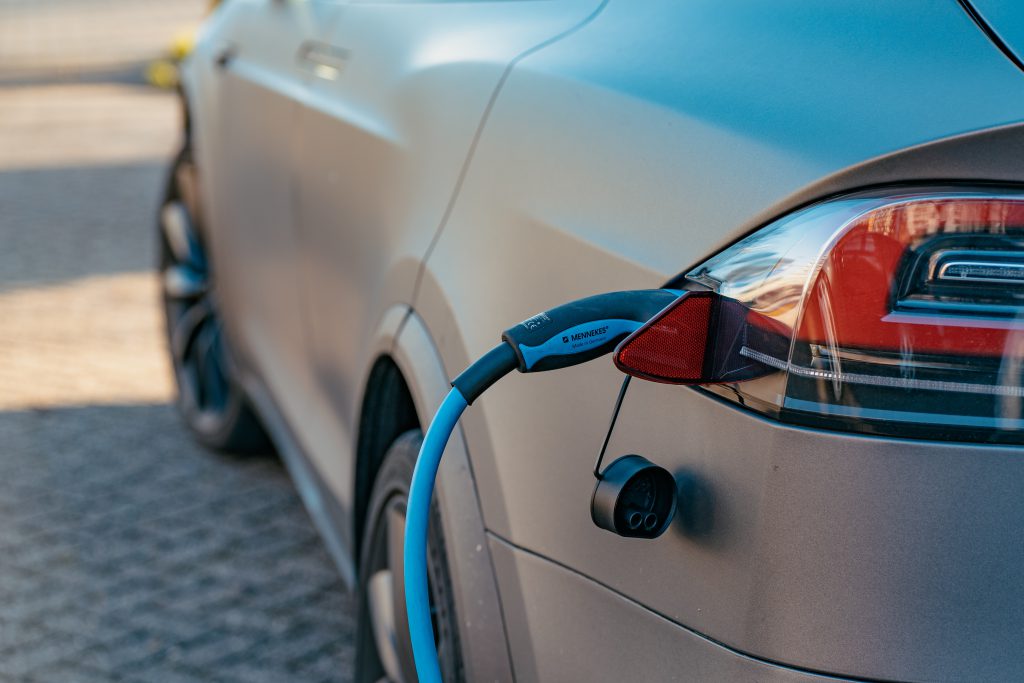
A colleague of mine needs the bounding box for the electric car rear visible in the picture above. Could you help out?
[162,1,1024,680]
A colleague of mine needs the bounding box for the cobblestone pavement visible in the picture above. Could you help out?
[0,1,354,681]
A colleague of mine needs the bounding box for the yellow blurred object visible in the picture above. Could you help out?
[145,59,179,89]
[169,30,195,62]
[146,0,219,89]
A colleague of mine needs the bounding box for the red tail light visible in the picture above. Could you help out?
[616,190,1024,443]
[799,198,1024,357]
[614,292,714,383]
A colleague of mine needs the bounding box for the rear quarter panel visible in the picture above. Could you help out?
[417,0,1024,679]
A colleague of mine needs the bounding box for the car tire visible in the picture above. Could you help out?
[356,430,464,683]
[158,144,271,455]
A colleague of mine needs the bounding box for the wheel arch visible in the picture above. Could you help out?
[353,354,420,557]
[356,306,516,682]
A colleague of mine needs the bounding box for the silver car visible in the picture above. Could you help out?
[161,1,1024,680]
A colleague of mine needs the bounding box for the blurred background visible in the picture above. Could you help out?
[0,1,353,680]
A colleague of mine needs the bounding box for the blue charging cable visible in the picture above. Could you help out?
[402,289,681,682]
[404,387,468,683]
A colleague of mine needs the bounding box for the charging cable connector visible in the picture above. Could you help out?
[405,288,681,683]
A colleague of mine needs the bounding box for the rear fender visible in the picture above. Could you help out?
[390,310,515,683]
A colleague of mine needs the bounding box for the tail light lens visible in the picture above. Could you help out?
[616,190,1024,443]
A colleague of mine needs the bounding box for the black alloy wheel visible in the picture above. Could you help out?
[158,145,269,453]
[356,430,464,683]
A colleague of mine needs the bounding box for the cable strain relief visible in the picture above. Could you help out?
[451,343,519,405]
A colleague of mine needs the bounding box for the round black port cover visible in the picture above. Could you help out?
[591,455,677,539]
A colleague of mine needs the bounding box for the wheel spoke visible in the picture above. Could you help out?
[195,328,212,409]
[170,299,212,365]
[194,322,227,410]
[175,157,201,218]
[206,323,228,384]
[175,344,202,414]
[386,503,422,683]
[163,263,208,300]
[367,570,404,683]
[160,200,205,271]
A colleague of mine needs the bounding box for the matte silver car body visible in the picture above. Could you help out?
[181,1,1024,680]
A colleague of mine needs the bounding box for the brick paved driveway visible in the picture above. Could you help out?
[0,1,354,681]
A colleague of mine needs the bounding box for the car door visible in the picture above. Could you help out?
[202,0,336,429]
[287,0,605,546]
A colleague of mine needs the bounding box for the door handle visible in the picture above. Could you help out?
[296,41,350,80]
[214,44,237,70]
